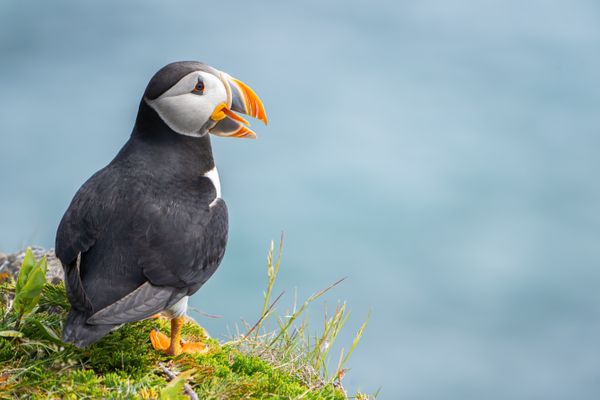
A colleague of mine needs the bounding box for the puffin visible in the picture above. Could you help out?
[55,61,267,355]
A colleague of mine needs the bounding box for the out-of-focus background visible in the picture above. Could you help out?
[1,1,599,398]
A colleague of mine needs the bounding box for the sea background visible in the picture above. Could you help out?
[1,1,599,398]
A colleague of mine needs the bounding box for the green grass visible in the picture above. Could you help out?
[0,241,372,399]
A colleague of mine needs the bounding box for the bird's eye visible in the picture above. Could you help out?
[193,80,205,94]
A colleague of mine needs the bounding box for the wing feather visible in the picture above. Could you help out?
[87,282,186,325]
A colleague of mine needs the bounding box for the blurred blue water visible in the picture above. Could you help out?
[1,1,600,398]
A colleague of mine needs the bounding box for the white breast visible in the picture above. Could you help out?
[203,166,221,198]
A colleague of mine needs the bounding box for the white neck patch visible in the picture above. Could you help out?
[203,166,221,198]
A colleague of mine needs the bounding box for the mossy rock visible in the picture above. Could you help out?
[0,281,349,399]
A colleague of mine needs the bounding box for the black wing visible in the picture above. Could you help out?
[87,194,228,325]
[55,170,108,265]
[56,167,115,312]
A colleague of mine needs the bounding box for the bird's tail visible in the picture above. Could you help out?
[62,309,118,348]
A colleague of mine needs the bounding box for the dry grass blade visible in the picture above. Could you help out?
[188,307,222,319]
[307,277,347,303]
[245,290,285,337]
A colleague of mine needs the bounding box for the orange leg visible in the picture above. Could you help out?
[167,316,184,355]
[149,316,208,356]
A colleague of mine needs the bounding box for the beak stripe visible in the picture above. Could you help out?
[209,72,267,140]
[222,107,250,126]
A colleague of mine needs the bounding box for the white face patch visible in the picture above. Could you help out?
[145,71,227,137]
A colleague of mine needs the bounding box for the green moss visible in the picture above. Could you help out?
[0,282,350,399]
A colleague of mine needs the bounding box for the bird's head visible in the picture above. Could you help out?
[143,61,268,139]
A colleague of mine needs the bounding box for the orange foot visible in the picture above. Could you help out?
[181,341,208,354]
[150,329,208,356]
[150,329,170,352]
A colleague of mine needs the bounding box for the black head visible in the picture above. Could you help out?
[139,61,268,139]
[143,61,219,100]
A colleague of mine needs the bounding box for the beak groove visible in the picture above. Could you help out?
[231,78,268,125]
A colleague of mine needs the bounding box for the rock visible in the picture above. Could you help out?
[0,251,7,269]
[0,247,64,283]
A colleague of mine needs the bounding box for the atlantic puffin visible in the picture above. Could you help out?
[55,61,267,355]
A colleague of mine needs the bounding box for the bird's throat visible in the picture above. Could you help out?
[128,100,216,176]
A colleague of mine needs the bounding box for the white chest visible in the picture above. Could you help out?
[203,166,221,198]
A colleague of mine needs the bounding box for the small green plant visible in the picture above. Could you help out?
[13,247,48,329]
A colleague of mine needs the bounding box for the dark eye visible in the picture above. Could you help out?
[193,80,205,94]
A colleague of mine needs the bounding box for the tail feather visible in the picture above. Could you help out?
[62,309,118,348]
[87,282,183,325]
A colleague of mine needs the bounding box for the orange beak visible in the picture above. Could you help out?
[209,72,268,139]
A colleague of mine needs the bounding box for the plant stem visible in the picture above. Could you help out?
[14,313,23,330]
